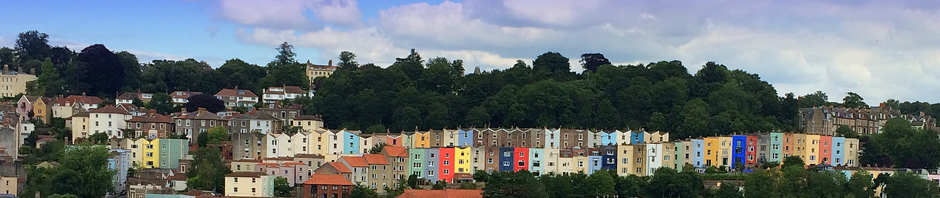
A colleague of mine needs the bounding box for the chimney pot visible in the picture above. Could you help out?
[329,59,333,66]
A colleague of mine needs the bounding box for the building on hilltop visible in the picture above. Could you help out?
[262,85,307,104]
[0,65,37,98]
[216,88,259,109]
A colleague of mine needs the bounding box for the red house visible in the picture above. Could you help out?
[303,174,354,198]
[819,136,832,165]
[746,135,759,167]
[439,147,455,182]
[513,147,529,172]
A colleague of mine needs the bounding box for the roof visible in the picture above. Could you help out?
[264,86,306,94]
[21,95,40,103]
[293,115,323,121]
[117,92,139,100]
[89,105,130,115]
[303,174,353,186]
[127,112,173,123]
[326,162,351,173]
[363,154,389,165]
[396,189,483,198]
[216,89,258,98]
[170,91,203,99]
[342,156,368,167]
[384,146,408,157]
[61,95,103,105]
[225,172,267,178]
[294,154,325,159]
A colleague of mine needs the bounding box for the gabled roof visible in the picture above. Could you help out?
[216,89,258,98]
[89,105,130,115]
[20,95,40,103]
[170,91,202,99]
[362,154,389,165]
[126,111,173,123]
[341,156,368,167]
[384,146,408,157]
[225,172,267,178]
[293,115,323,121]
[116,92,139,100]
[61,95,103,105]
[326,162,351,173]
[303,174,353,186]
[264,86,306,95]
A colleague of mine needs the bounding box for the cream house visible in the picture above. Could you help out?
[88,105,132,138]
[224,172,274,197]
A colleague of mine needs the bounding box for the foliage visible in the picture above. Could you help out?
[349,185,378,198]
[24,145,114,198]
[482,171,547,198]
[883,172,940,198]
[861,118,940,169]
[407,174,419,189]
[580,53,611,73]
[185,94,225,113]
[274,177,292,197]
[459,182,477,189]
[197,131,209,148]
[843,92,868,108]
[798,91,829,108]
[432,181,447,190]
[88,132,109,145]
[714,182,743,198]
[147,92,175,115]
[186,147,231,193]
[15,30,51,64]
[31,58,63,96]
[207,126,228,145]
[77,44,123,97]
[836,125,858,138]
[646,167,703,197]
[782,156,805,168]
[585,171,616,197]
[259,42,309,90]
[367,143,386,154]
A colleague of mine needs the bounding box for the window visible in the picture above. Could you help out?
[503,161,510,166]
[234,187,238,192]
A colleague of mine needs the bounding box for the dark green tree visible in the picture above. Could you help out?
[186,147,230,193]
[77,44,124,97]
[146,93,174,114]
[349,185,378,198]
[585,171,616,197]
[798,91,829,108]
[836,125,858,138]
[207,126,228,145]
[184,94,225,113]
[715,182,743,198]
[274,177,292,197]
[15,30,51,63]
[115,51,142,91]
[843,92,867,108]
[883,172,940,198]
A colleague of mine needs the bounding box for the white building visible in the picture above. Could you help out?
[88,105,132,138]
[262,86,307,104]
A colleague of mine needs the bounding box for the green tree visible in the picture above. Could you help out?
[715,183,743,198]
[432,181,447,190]
[47,194,79,198]
[368,143,386,154]
[33,58,63,97]
[585,171,616,197]
[146,93,174,114]
[408,174,420,189]
[836,125,858,138]
[482,171,547,198]
[260,42,309,89]
[88,133,109,145]
[187,147,230,193]
[532,52,570,74]
[53,145,114,198]
[843,92,867,108]
[861,118,940,169]
[0,47,14,67]
[744,169,781,198]
[648,112,666,132]
[846,170,875,198]
[15,30,51,63]
[884,99,900,110]
[678,98,709,139]
[207,126,228,145]
[197,131,209,148]
[782,156,805,168]
[338,51,359,70]
[115,51,142,91]
[646,167,702,197]
[883,172,940,198]
[798,91,829,108]
[77,44,124,98]
[184,94,226,113]
[349,184,378,198]
[274,177,292,197]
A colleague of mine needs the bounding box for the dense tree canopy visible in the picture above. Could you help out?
[77,44,124,98]
[860,118,940,169]
[185,94,225,113]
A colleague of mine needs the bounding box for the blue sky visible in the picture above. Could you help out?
[2,0,940,103]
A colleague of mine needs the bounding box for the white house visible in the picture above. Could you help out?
[88,105,132,138]
[262,86,307,104]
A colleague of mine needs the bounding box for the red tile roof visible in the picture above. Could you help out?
[61,95,103,106]
[326,162,351,173]
[225,172,267,178]
[303,174,353,186]
[397,189,482,198]
[117,92,139,100]
[216,89,258,98]
[126,112,172,123]
[363,154,389,165]
[342,156,368,167]
[384,146,408,157]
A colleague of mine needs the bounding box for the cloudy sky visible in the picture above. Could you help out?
[1,0,939,103]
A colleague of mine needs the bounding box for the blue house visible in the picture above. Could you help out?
[499,147,515,172]
[631,131,645,144]
[600,131,616,146]
[600,145,617,171]
[692,139,705,168]
[457,129,474,147]
[731,135,747,169]
[831,137,846,166]
[587,155,603,175]
[342,130,361,154]
[544,128,561,149]
[424,148,440,181]
[528,148,544,175]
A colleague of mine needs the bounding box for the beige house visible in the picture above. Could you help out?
[291,115,324,133]
[0,66,36,98]
[224,172,274,197]
[0,176,18,196]
[305,60,337,82]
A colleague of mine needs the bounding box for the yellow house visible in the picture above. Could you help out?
[125,138,143,168]
[413,131,430,148]
[454,147,471,174]
[704,137,719,167]
[231,160,260,172]
[793,133,807,159]
[1,176,17,196]
[805,135,821,165]
[312,130,333,157]
[291,115,323,133]
[32,97,51,123]
[718,136,732,167]
[141,138,160,168]
[616,144,635,176]
[633,144,647,176]
[573,155,589,174]
[662,143,675,170]
[69,112,90,142]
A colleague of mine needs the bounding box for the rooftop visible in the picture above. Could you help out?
[303,174,352,186]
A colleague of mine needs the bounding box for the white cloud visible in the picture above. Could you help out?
[213,0,940,103]
[215,0,360,30]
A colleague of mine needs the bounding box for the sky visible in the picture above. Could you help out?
[1,0,939,103]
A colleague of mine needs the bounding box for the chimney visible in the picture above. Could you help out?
[328,59,332,66]
[2,64,7,74]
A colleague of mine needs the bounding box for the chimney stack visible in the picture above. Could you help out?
[2,64,7,74]
[329,59,333,66]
